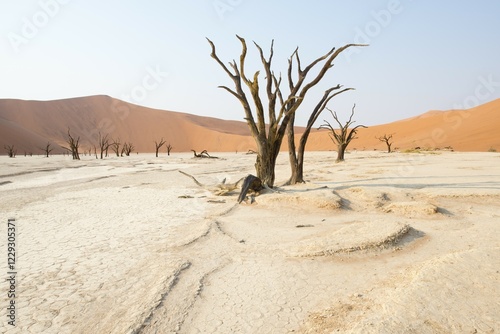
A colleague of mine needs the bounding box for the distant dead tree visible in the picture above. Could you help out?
[40,142,54,157]
[110,138,121,157]
[122,142,134,156]
[65,128,81,160]
[97,132,110,159]
[166,143,173,156]
[319,104,367,162]
[377,133,394,153]
[154,138,166,157]
[4,145,16,158]
[92,145,98,159]
[208,35,366,187]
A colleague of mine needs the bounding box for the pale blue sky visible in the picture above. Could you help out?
[1,1,499,125]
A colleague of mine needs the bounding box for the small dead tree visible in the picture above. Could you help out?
[167,143,173,156]
[377,134,394,153]
[4,145,16,158]
[122,142,134,156]
[319,104,367,162]
[97,132,110,159]
[110,138,121,157]
[154,138,166,157]
[41,142,54,157]
[65,128,81,160]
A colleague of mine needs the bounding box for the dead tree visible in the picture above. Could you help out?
[110,138,121,157]
[65,128,81,160]
[167,143,173,156]
[40,142,54,157]
[4,145,16,158]
[377,134,394,153]
[97,132,110,159]
[154,138,166,157]
[208,35,366,187]
[122,142,134,156]
[319,104,367,162]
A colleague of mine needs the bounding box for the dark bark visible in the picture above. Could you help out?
[337,143,348,162]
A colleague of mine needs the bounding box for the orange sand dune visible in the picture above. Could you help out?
[0,95,256,155]
[0,95,499,155]
[307,98,500,152]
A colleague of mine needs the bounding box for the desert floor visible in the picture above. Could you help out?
[0,151,499,333]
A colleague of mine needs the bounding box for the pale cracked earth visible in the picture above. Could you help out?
[0,151,499,333]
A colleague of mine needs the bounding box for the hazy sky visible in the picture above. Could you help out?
[1,1,499,126]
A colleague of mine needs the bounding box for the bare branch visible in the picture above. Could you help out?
[207,37,237,79]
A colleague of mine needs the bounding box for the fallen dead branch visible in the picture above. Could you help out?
[179,170,243,196]
[191,150,218,159]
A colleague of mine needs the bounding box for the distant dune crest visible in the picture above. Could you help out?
[0,95,499,154]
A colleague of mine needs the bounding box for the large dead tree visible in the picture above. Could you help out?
[154,138,166,157]
[377,133,394,153]
[319,104,367,162]
[208,35,366,187]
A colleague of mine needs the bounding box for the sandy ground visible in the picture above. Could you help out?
[0,151,499,333]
